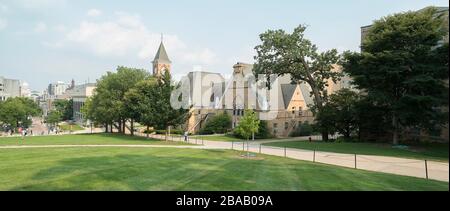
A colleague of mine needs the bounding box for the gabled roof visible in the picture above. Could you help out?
[153,42,171,64]
[281,84,297,109]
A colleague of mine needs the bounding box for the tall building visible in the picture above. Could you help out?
[0,76,21,101]
[152,38,172,77]
[65,83,97,124]
[47,81,70,97]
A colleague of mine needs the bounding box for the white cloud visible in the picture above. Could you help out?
[181,48,218,65]
[87,9,102,17]
[63,13,190,59]
[0,18,7,30]
[34,22,47,33]
[44,11,219,70]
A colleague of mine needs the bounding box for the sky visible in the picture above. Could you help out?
[0,0,448,91]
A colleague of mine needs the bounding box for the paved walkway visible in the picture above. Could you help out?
[143,133,449,182]
[1,133,448,182]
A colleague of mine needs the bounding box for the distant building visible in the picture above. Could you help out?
[0,76,21,101]
[66,83,96,124]
[152,40,172,78]
[30,90,41,101]
[20,81,31,98]
[47,81,70,97]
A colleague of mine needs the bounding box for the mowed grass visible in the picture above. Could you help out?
[59,124,85,131]
[191,135,243,142]
[0,134,191,146]
[0,147,447,191]
[265,141,449,162]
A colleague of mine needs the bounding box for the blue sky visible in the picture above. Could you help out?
[0,0,448,91]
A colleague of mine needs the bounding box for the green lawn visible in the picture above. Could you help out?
[265,141,449,161]
[0,147,447,191]
[191,135,243,142]
[0,134,190,146]
[59,124,85,131]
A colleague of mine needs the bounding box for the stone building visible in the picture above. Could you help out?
[184,62,347,137]
[65,83,96,124]
[152,40,172,77]
[0,76,21,101]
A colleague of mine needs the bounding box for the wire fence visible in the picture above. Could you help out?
[230,141,449,182]
[133,132,448,182]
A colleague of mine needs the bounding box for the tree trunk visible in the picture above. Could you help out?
[122,119,126,135]
[117,120,122,133]
[165,126,168,141]
[307,78,329,142]
[392,113,399,145]
[105,124,108,133]
[146,125,149,138]
[130,119,134,136]
[322,132,329,142]
[345,126,351,139]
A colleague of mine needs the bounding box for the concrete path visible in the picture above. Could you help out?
[1,132,448,182]
[144,133,449,182]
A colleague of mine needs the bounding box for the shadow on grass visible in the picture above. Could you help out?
[9,149,449,191]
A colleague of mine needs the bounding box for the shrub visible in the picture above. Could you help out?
[290,122,314,137]
[199,113,232,135]
[233,120,272,140]
[155,129,184,135]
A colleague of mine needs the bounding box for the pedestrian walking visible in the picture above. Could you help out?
[19,127,25,140]
[184,131,188,142]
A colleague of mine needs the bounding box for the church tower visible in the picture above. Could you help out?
[152,35,171,77]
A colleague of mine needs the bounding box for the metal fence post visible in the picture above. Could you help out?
[354,154,357,169]
[284,147,287,157]
[232,141,234,150]
[425,160,429,180]
[259,145,261,154]
[313,149,316,163]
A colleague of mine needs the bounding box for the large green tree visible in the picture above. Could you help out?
[0,97,41,130]
[325,89,360,139]
[45,111,62,129]
[53,99,73,121]
[254,25,342,141]
[124,78,158,137]
[125,72,190,139]
[85,66,151,134]
[342,8,449,144]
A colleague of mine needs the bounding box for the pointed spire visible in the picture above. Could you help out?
[153,34,171,64]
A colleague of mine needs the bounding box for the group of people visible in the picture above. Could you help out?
[18,127,33,139]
